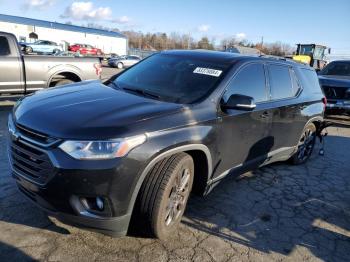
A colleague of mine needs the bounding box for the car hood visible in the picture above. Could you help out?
[14,81,183,139]
[318,75,350,88]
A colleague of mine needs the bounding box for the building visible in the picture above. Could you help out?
[0,14,128,55]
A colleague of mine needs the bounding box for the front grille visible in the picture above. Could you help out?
[322,85,350,100]
[16,124,58,145]
[10,140,56,185]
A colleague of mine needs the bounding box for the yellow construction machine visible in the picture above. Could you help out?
[292,44,330,71]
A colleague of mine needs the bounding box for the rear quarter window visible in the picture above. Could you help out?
[299,68,322,95]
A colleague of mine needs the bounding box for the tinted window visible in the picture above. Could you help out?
[300,68,321,92]
[114,53,231,104]
[290,69,301,95]
[269,64,293,100]
[320,61,350,76]
[223,63,267,103]
[0,36,10,56]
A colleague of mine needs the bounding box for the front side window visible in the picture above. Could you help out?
[0,36,10,56]
[114,53,232,104]
[268,64,294,100]
[223,63,267,103]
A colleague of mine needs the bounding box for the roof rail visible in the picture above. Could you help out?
[258,54,288,61]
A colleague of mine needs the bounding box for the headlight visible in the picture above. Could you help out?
[59,135,146,160]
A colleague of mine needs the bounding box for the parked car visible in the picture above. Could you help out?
[108,55,141,69]
[0,32,101,93]
[318,60,350,115]
[20,40,63,54]
[8,50,325,240]
[68,44,103,56]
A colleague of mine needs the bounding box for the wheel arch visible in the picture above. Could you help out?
[127,144,212,215]
[305,115,324,136]
[48,71,82,87]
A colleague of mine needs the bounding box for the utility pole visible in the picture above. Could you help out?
[261,36,264,47]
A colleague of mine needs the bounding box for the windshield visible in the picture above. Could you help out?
[113,53,231,104]
[320,61,350,76]
[299,45,314,56]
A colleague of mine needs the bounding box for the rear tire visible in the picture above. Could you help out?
[290,123,316,165]
[138,153,194,240]
[53,79,75,87]
[25,46,33,53]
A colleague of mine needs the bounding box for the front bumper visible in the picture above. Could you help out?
[7,129,145,236]
[14,173,130,236]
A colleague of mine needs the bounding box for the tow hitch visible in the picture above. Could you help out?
[317,121,332,156]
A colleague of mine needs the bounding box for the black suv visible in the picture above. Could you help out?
[318,60,350,115]
[8,50,325,239]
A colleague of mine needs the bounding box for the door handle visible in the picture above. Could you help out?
[260,111,270,119]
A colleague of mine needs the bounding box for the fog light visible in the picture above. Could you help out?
[96,197,104,211]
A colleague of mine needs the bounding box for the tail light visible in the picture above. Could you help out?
[93,63,102,77]
[322,96,327,110]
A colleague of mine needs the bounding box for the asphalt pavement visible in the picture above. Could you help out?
[0,99,350,261]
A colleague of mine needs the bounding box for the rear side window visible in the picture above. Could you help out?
[224,63,267,103]
[268,64,293,100]
[0,36,10,56]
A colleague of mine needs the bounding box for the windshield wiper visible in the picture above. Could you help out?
[123,87,161,100]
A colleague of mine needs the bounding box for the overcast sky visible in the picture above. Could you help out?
[1,0,350,54]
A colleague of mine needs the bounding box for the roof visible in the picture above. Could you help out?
[225,45,263,55]
[161,49,305,67]
[162,49,242,64]
[0,14,126,39]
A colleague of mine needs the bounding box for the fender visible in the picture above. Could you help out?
[303,115,324,135]
[126,144,212,214]
[46,64,83,88]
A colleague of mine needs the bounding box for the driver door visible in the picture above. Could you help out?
[214,63,274,178]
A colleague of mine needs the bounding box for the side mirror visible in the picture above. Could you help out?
[221,94,256,111]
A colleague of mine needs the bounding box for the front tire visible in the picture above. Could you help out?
[138,153,194,240]
[290,123,316,165]
[117,62,124,69]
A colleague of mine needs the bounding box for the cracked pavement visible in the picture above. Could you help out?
[0,107,349,261]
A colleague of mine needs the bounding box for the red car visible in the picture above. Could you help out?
[68,44,103,56]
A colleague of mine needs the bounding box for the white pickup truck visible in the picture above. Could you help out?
[0,32,102,94]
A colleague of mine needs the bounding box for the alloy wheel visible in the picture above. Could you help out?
[297,128,316,162]
[165,168,191,226]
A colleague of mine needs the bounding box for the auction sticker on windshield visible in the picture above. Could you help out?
[193,67,222,77]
